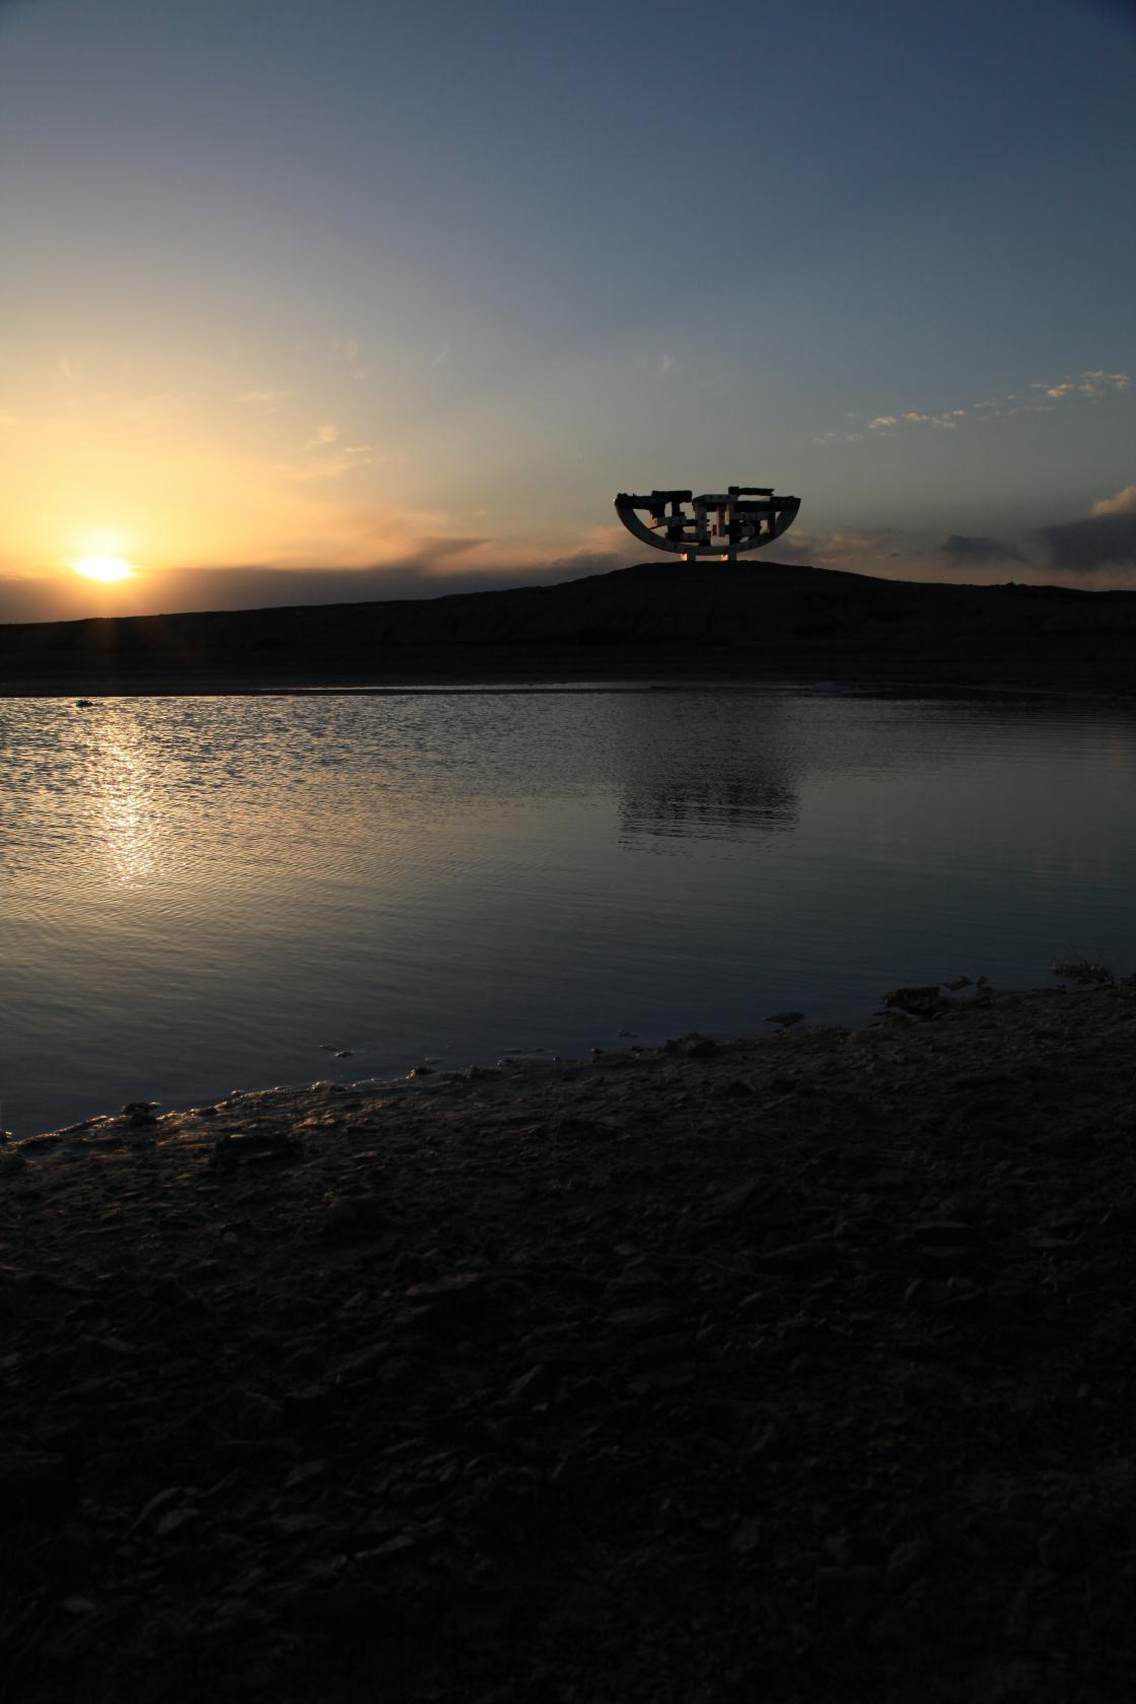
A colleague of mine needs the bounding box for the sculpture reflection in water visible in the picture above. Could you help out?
[610,688,800,845]
[619,773,798,843]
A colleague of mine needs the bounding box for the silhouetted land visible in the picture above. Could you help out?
[5,560,1136,695]
[3,982,1134,1701]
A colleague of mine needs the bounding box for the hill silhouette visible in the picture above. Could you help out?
[4,559,1136,695]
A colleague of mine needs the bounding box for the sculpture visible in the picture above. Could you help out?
[614,485,800,563]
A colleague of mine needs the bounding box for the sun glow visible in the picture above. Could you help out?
[73,556,134,584]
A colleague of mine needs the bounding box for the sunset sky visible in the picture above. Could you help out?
[2,0,1135,621]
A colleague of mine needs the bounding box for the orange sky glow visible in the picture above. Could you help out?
[2,0,1133,623]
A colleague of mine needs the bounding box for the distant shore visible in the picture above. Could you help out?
[5,559,1136,698]
[4,979,1134,1701]
[7,666,1136,703]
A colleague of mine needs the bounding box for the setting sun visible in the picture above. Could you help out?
[73,556,134,584]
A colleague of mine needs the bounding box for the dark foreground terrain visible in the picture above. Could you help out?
[5,560,1136,695]
[3,983,1134,1702]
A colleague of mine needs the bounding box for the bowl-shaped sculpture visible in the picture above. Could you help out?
[614,485,800,562]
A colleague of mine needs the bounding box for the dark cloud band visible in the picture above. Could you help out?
[941,534,1026,566]
[1041,512,1136,573]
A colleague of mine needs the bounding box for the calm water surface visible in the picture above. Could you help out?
[3,688,1136,1136]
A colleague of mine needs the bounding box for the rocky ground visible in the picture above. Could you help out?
[2,983,1135,1703]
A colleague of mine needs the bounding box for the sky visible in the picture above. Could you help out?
[2,0,1135,621]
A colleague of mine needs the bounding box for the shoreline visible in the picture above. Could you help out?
[5,661,1136,703]
[4,980,1135,1700]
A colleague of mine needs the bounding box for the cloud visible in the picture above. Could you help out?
[556,521,640,571]
[1090,484,1136,517]
[658,354,675,377]
[766,527,890,572]
[289,439,379,481]
[869,408,965,434]
[941,533,1027,566]
[306,422,338,449]
[1037,369,1131,401]
[1041,484,1136,572]
[329,338,363,367]
[236,389,293,412]
[850,367,1130,442]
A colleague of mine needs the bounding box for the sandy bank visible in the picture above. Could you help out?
[3,983,1135,1702]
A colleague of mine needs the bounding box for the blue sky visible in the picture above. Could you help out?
[2,0,1135,617]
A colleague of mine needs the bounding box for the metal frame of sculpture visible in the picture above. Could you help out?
[614,485,800,563]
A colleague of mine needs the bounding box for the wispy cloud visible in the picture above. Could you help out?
[236,388,293,412]
[629,352,678,377]
[846,367,1130,444]
[306,422,338,449]
[289,436,380,482]
[329,337,362,366]
[869,408,966,432]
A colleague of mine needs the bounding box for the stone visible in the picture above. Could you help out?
[752,1240,844,1273]
[404,1272,485,1301]
[235,1392,285,1437]
[629,1364,695,1395]
[911,1220,980,1244]
[732,1516,761,1555]
[716,1078,755,1098]
[605,1304,677,1333]
[1051,959,1112,985]
[321,1194,386,1241]
[210,1130,303,1168]
[0,1452,72,1519]
[502,1365,556,1407]
[883,986,947,1017]
[284,1459,329,1489]
[155,1506,199,1539]
[704,1177,762,1217]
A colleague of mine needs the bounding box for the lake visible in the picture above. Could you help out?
[3,686,1135,1137]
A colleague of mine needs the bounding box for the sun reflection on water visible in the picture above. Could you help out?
[88,713,162,887]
